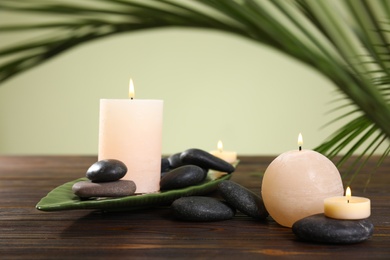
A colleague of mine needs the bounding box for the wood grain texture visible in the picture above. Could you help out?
[0,155,389,259]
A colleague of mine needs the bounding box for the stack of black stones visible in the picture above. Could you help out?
[71,148,268,222]
[72,159,136,198]
[163,149,268,221]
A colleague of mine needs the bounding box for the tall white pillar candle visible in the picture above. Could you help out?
[98,80,163,194]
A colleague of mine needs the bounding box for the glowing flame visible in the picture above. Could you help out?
[298,133,303,149]
[217,140,223,153]
[129,78,135,99]
[346,187,352,201]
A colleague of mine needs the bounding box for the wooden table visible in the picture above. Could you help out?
[0,156,389,259]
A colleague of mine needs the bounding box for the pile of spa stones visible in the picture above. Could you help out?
[171,180,269,221]
[72,148,235,198]
[162,149,268,221]
[72,159,137,198]
[160,148,235,190]
[71,148,269,222]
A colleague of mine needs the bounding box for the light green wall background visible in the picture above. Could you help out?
[1,12,347,156]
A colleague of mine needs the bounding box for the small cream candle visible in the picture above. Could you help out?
[324,187,371,220]
[98,79,163,194]
[261,133,344,227]
[209,140,237,163]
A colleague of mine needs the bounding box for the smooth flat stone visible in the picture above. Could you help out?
[292,213,374,244]
[218,180,268,220]
[172,196,235,221]
[160,165,207,190]
[86,159,127,182]
[180,148,235,173]
[72,180,136,198]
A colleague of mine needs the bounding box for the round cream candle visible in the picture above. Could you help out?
[324,187,371,219]
[209,140,237,163]
[98,79,163,194]
[261,133,344,227]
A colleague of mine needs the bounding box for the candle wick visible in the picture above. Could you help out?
[130,97,134,100]
[299,146,302,151]
[347,199,349,203]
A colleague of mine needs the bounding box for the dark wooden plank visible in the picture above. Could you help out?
[0,155,389,259]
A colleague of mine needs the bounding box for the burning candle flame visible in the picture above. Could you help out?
[346,187,352,203]
[129,78,135,99]
[298,133,303,151]
[346,186,352,203]
[217,140,223,153]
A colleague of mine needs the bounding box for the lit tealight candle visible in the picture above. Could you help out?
[98,79,163,194]
[261,133,344,227]
[324,187,371,220]
[209,140,237,163]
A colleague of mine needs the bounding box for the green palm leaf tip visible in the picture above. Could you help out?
[314,0,390,177]
[0,0,389,183]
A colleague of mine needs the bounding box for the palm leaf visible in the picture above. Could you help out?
[0,0,389,181]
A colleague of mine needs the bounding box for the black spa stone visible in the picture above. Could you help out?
[167,152,185,169]
[160,171,169,178]
[86,159,127,182]
[72,180,136,198]
[172,196,235,221]
[160,165,207,190]
[180,148,235,173]
[292,213,374,244]
[161,158,171,173]
[218,180,268,220]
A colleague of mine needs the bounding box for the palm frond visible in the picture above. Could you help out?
[0,0,389,181]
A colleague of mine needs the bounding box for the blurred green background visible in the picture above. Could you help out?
[0,10,344,156]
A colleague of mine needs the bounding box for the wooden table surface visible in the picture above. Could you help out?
[0,155,389,259]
